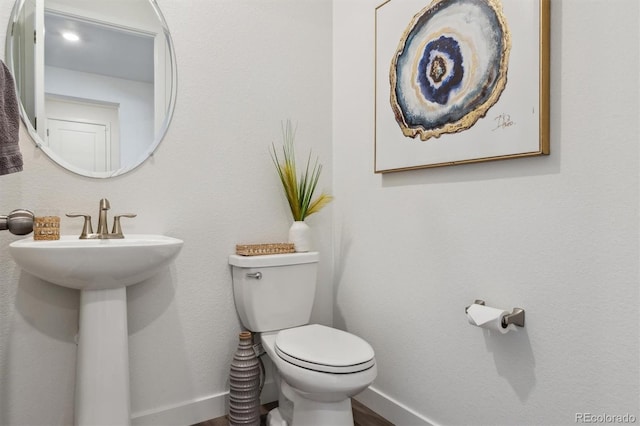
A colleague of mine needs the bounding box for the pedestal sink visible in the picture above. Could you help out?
[9,235,183,426]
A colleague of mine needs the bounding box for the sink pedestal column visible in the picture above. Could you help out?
[76,287,130,426]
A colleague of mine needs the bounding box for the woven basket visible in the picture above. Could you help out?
[235,243,295,256]
[34,216,60,240]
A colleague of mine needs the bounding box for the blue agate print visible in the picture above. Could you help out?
[390,0,511,140]
[417,36,464,105]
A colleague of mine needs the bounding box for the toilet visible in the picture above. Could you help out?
[228,252,377,426]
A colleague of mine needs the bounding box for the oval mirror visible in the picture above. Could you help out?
[5,0,177,178]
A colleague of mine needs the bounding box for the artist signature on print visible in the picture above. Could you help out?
[492,113,514,131]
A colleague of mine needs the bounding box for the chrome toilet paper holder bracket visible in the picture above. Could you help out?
[465,300,525,329]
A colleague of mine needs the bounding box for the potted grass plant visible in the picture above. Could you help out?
[270,120,332,252]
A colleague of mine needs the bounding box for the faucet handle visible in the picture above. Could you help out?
[66,213,93,239]
[111,214,137,237]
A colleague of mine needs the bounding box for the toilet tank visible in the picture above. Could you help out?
[228,252,319,332]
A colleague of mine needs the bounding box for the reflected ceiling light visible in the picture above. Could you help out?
[62,31,80,42]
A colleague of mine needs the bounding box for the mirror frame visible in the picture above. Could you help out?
[5,0,178,178]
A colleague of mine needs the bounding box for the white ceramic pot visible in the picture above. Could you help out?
[288,221,311,252]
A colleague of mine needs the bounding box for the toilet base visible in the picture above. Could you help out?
[291,396,353,426]
[268,389,354,426]
[267,408,288,426]
[267,399,354,426]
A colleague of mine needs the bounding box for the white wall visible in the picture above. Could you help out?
[333,0,639,425]
[0,1,333,425]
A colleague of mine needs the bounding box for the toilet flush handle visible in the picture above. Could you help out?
[246,272,262,280]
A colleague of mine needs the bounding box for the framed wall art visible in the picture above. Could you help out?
[374,0,550,173]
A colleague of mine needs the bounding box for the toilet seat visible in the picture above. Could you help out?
[274,324,375,374]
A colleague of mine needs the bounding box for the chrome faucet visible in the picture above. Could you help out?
[67,198,136,239]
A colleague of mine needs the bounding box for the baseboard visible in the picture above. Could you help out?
[131,382,434,426]
[354,385,438,426]
[131,381,279,426]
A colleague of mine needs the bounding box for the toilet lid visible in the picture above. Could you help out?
[275,324,375,374]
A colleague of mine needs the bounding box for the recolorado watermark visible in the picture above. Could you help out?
[576,413,637,424]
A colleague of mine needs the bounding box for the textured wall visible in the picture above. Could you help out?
[0,1,333,424]
[333,0,639,425]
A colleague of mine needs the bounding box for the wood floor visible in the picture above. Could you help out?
[192,398,394,426]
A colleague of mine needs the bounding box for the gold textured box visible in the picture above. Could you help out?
[235,243,295,256]
[34,216,60,240]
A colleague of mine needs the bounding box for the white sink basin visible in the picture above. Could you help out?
[9,234,183,290]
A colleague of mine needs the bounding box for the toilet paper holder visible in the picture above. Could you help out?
[465,300,525,329]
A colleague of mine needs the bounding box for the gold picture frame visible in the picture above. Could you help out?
[374,0,550,173]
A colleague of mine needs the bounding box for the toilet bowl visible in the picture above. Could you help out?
[229,252,377,425]
[260,325,376,425]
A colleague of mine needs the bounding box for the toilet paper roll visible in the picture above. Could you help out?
[466,303,516,334]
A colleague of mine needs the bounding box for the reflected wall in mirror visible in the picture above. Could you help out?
[6,0,177,178]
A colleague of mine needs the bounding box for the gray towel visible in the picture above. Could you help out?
[0,60,22,175]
